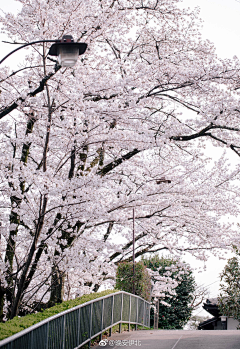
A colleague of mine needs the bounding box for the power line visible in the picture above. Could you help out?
[204,279,220,288]
[197,278,220,291]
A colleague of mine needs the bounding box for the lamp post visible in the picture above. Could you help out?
[0,35,87,67]
[132,207,135,295]
[152,176,171,330]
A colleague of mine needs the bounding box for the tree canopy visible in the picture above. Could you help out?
[115,261,151,301]
[0,0,240,320]
[143,255,195,329]
[218,249,240,321]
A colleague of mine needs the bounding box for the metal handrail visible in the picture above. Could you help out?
[0,291,150,349]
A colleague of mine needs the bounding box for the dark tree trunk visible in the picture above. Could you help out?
[0,285,5,322]
[48,265,65,306]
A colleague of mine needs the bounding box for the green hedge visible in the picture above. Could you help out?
[0,289,119,341]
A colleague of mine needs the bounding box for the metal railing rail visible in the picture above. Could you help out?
[0,291,150,349]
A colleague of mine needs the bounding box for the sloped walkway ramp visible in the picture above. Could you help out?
[0,291,150,349]
[94,329,240,349]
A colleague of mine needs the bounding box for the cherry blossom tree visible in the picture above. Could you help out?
[144,256,195,329]
[0,0,240,320]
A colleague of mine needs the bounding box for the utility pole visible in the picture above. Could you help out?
[132,208,135,295]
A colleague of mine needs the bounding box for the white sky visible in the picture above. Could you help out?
[1,0,240,318]
[182,0,240,59]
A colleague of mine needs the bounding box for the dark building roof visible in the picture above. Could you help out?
[202,298,220,318]
[198,316,218,330]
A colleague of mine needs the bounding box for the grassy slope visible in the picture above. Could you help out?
[0,289,118,341]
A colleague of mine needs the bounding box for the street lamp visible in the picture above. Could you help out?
[153,176,171,330]
[48,35,87,67]
[156,177,171,184]
[0,35,87,67]
[133,208,135,295]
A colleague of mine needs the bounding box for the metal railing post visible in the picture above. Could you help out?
[143,300,146,326]
[100,298,104,341]
[110,294,114,337]
[135,297,138,330]
[62,314,66,349]
[128,295,131,331]
[119,293,123,333]
[77,307,81,346]
[46,322,49,349]
[148,302,150,328]
[88,303,93,349]
[30,330,33,349]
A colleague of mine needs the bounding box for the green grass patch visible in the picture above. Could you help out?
[0,289,119,341]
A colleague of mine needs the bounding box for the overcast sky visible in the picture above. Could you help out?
[1,0,240,317]
[182,0,240,59]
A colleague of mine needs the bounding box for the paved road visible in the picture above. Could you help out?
[93,329,240,349]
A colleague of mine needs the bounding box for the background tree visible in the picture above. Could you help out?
[0,0,240,321]
[218,248,240,321]
[143,255,195,329]
[115,261,151,301]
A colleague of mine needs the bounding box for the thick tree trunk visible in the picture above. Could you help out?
[5,198,21,314]
[0,285,5,322]
[4,116,36,318]
[9,194,48,319]
[48,220,83,307]
[48,265,65,306]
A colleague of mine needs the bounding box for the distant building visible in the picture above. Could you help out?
[198,298,239,330]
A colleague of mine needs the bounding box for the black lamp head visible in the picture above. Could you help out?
[48,35,87,67]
